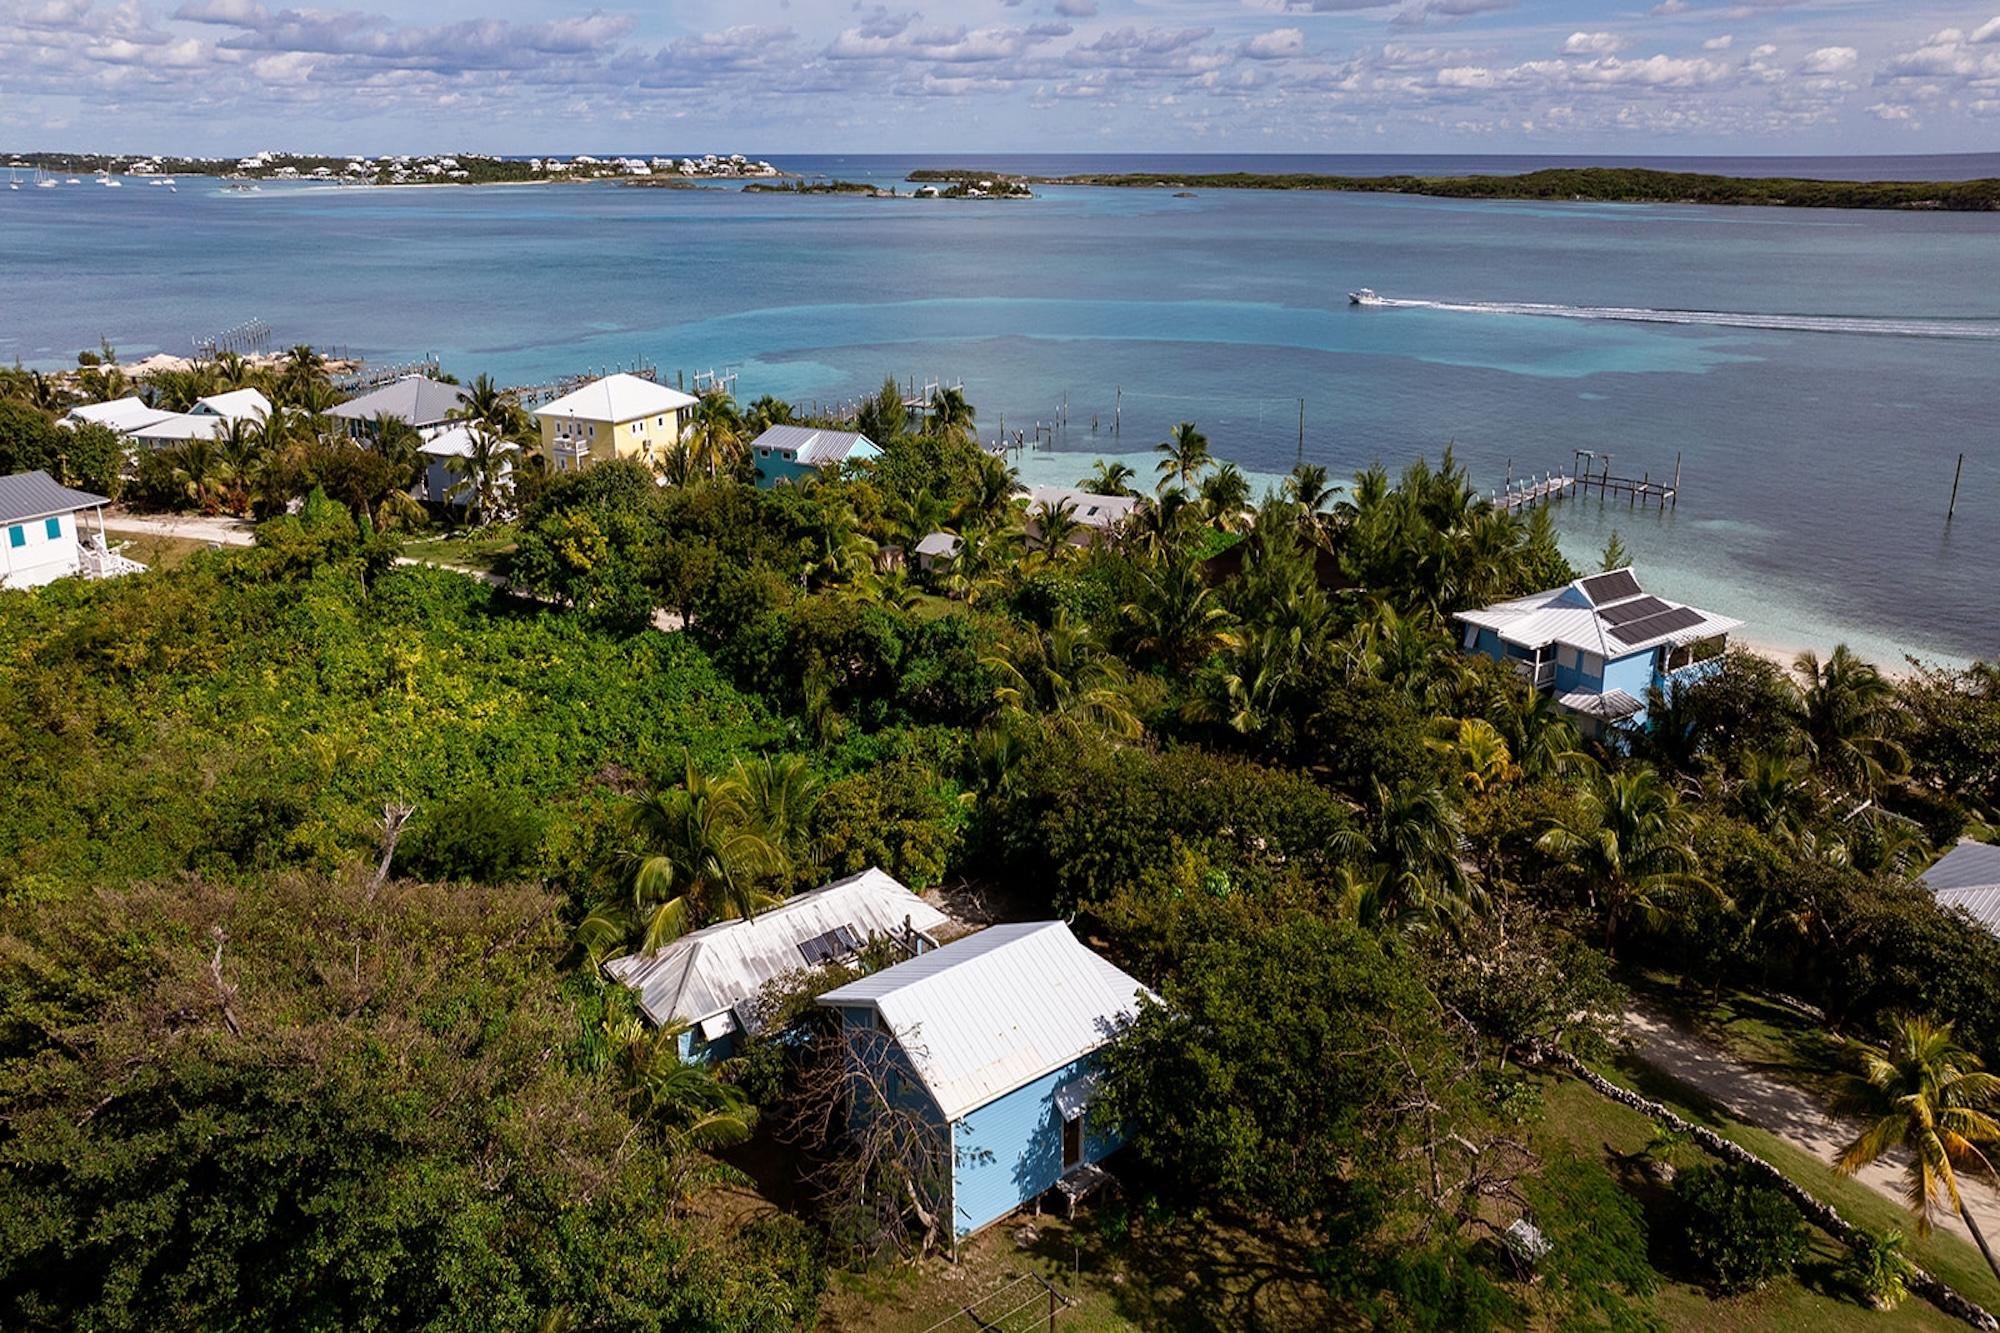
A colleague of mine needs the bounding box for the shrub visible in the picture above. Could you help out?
[1672,1163,1807,1293]
[1521,1150,1659,1323]
[396,789,548,883]
[810,758,966,890]
[1837,1227,1912,1312]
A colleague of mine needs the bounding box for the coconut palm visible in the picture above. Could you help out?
[1282,462,1341,547]
[598,1009,757,1151]
[1537,764,1722,952]
[729,753,821,873]
[927,385,975,444]
[1030,497,1083,558]
[953,452,1017,534]
[1792,646,1909,792]
[1836,1015,2000,1283]
[1123,552,1233,673]
[582,761,786,959]
[1154,421,1211,492]
[166,438,228,510]
[745,394,795,434]
[445,429,515,525]
[1370,778,1478,927]
[1734,752,1817,842]
[684,391,745,479]
[1081,460,1137,497]
[1199,462,1252,531]
[986,612,1143,741]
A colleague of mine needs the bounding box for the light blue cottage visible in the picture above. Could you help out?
[817,921,1151,1238]
[1455,568,1742,738]
[749,425,881,488]
[603,867,948,1064]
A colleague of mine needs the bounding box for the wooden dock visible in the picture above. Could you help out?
[1494,450,1681,513]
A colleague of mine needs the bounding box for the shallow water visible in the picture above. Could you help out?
[4,153,1995,664]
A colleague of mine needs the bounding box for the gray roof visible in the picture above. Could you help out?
[1924,843,2000,940]
[1558,688,1647,721]
[751,424,880,466]
[914,531,962,558]
[0,470,110,525]
[329,375,471,427]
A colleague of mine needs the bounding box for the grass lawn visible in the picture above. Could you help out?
[100,528,216,572]
[399,524,518,575]
[1539,1047,2000,1330]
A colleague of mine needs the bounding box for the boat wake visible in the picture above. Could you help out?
[1365,296,2000,341]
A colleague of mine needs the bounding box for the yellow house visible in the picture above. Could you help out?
[532,373,700,473]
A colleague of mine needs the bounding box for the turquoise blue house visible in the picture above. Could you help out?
[750,425,881,488]
[602,868,948,1064]
[817,921,1151,1238]
[1455,568,1742,738]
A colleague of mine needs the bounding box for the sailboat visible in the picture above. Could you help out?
[36,167,57,189]
[97,170,121,188]
[7,165,19,191]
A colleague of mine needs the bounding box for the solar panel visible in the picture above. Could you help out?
[1598,595,1672,626]
[1580,570,1642,605]
[797,925,868,966]
[1609,605,1705,647]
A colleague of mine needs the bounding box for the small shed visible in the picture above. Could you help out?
[816,921,1151,1237]
[913,530,961,572]
[603,867,947,1063]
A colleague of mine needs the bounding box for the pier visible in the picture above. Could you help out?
[1494,449,1681,512]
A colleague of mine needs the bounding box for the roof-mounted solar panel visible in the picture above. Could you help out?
[1609,605,1705,647]
[1599,595,1672,626]
[1580,570,1643,605]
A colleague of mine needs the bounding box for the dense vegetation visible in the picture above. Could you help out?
[907,165,2000,211]
[4,355,2000,1327]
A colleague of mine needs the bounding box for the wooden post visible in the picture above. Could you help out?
[1297,398,1305,465]
[1948,452,1964,522]
[1672,451,1681,510]
[1114,386,1120,436]
[1048,1281,1058,1331]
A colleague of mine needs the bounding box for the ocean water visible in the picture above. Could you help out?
[3,154,1996,665]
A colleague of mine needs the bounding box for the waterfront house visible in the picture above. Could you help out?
[0,470,143,589]
[1923,841,2000,938]
[603,867,948,1065]
[63,396,179,436]
[748,425,882,488]
[328,374,471,441]
[532,373,698,473]
[1023,485,1141,549]
[189,387,271,425]
[1454,568,1741,737]
[815,920,1151,1238]
[417,426,518,510]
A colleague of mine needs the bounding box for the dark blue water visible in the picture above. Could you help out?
[3,155,1996,663]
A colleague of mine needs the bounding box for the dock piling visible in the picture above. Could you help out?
[1948,452,1964,523]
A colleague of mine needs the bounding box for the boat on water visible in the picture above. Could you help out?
[36,168,57,189]
[66,177,81,185]
[1348,288,1384,306]
[6,165,19,191]
[97,171,122,188]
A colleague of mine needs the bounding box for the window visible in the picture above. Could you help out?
[45,517,62,539]
[1062,1115,1083,1169]
[1461,622,1478,650]
[1580,651,1604,678]
[6,525,23,549]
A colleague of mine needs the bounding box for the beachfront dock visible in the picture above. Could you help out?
[1495,450,1681,512]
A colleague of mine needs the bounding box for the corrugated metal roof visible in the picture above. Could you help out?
[1926,842,2000,895]
[1457,567,1742,659]
[751,424,880,466]
[1025,486,1140,531]
[533,372,697,423]
[603,867,948,1033]
[1558,688,1646,720]
[0,470,111,524]
[329,375,471,426]
[914,531,961,558]
[132,413,224,442]
[1938,887,2000,938]
[191,388,271,423]
[417,426,519,459]
[817,921,1152,1120]
[65,396,179,434]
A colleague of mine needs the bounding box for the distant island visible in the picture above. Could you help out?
[906,166,2000,211]
[2,149,782,187]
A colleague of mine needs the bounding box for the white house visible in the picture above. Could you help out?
[418,426,518,510]
[1023,485,1141,548]
[0,471,143,589]
[68,388,271,452]
[603,867,949,1064]
[64,396,178,435]
[329,375,471,440]
[190,388,272,424]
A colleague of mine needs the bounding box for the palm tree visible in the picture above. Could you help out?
[1792,646,1909,792]
[1836,1015,2000,1283]
[1370,779,1477,928]
[167,438,228,510]
[597,1010,757,1151]
[451,374,528,446]
[1282,462,1341,547]
[927,385,975,444]
[685,391,745,479]
[582,761,786,959]
[729,754,821,875]
[1154,421,1211,493]
[1734,751,1816,842]
[953,453,1018,534]
[1081,460,1137,497]
[745,395,795,434]
[1030,497,1083,557]
[1199,463,1252,531]
[1123,553,1233,673]
[446,429,515,525]
[986,613,1143,741]
[1537,764,1721,952]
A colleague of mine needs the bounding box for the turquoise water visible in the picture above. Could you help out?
[4,155,1997,664]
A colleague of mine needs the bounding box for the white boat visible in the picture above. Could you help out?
[6,165,18,191]
[66,177,81,185]
[35,168,56,189]
[1348,288,1384,306]
[97,171,121,188]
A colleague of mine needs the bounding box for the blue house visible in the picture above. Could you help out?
[603,867,948,1064]
[749,425,881,488]
[1455,568,1742,738]
[816,921,1151,1239]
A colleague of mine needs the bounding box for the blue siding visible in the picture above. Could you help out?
[1601,649,1659,727]
[677,1025,735,1066]
[753,441,882,490]
[950,1054,1123,1237]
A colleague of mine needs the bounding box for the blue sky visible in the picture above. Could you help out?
[2,0,1997,154]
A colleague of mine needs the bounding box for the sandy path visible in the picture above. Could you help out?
[101,511,257,546]
[1623,1004,2000,1251]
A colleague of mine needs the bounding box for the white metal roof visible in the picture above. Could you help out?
[65,397,179,434]
[816,921,1152,1121]
[417,425,519,459]
[1024,485,1141,531]
[131,412,225,442]
[603,867,948,1034]
[532,373,697,424]
[914,531,962,558]
[191,388,272,423]
[1924,841,2000,895]
[1457,567,1742,660]
[1558,688,1646,720]
[329,375,471,426]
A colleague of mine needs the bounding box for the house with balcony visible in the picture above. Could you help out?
[1454,567,1741,737]
[748,425,881,488]
[531,373,698,474]
[0,470,144,589]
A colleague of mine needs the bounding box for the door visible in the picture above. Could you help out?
[1062,1114,1083,1170]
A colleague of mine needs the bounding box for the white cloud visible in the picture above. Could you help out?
[1243,28,1307,60]
[1972,16,2000,44]
[1703,35,1734,51]
[1866,100,1914,120]
[1561,32,1628,55]
[1800,45,1857,74]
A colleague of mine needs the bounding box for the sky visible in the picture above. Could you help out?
[2,0,1998,156]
